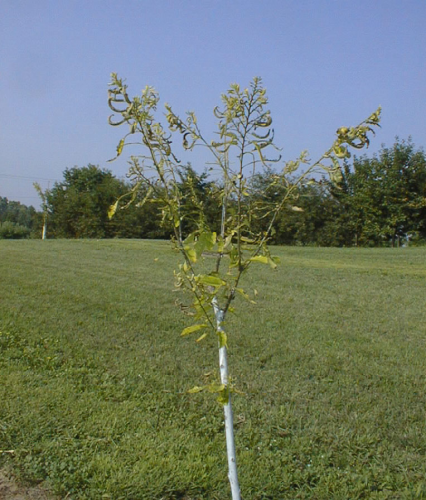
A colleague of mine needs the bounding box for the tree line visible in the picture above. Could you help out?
[1,138,425,246]
[268,139,426,247]
[0,197,40,239]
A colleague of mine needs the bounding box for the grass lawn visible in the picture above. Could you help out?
[1,240,425,499]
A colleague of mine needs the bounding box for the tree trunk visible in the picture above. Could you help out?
[212,298,241,500]
[41,212,47,240]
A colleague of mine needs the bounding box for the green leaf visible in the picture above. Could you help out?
[207,383,225,394]
[197,274,226,287]
[218,233,234,253]
[181,324,208,337]
[249,255,269,265]
[229,247,239,267]
[240,236,256,243]
[183,233,196,246]
[333,145,351,159]
[267,257,278,269]
[249,255,279,269]
[196,332,209,342]
[200,231,216,247]
[116,138,125,157]
[188,386,205,394]
[194,231,217,256]
[253,142,267,166]
[235,288,256,304]
[217,330,228,348]
[329,168,343,184]
[216,386,230,405]
[185,248,197,263]
[135,185,153,209]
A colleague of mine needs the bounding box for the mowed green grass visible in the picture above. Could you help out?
[1,240,426,499]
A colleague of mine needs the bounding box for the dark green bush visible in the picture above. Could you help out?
[0,221,30,239]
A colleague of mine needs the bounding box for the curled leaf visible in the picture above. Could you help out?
[268,256,280,269]
[329,168,343,184]
[333,145,351,159]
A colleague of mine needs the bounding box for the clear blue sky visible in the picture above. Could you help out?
[1,0,425,208]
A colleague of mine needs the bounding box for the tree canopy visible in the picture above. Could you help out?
[325,139,426,246]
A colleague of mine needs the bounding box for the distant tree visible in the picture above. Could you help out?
[107,182,172,239]
[328,139,426,246]
[0,197,8,220]
[47,165,128,238]
[274,182,336,245]
[33,183,49,239]
[0,197,37,236]
[0,221,30,239]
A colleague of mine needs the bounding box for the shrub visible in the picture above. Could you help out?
[0,221,30,239]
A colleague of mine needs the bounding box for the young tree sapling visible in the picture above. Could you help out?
[107,74,380,499]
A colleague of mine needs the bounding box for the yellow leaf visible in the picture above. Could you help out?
[196,332,209,342]
[116,138,125,157]
[188,386,205,394]
[217,330,228,348]
[108,201,119,220]
[267,257,278,269]
[249,255,269,265]
[186,248,197,263]
[197,275,226,287]
[235,288,256,304]
[181,324,208,337]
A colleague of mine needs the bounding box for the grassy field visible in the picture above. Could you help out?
[1,240,425,499]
